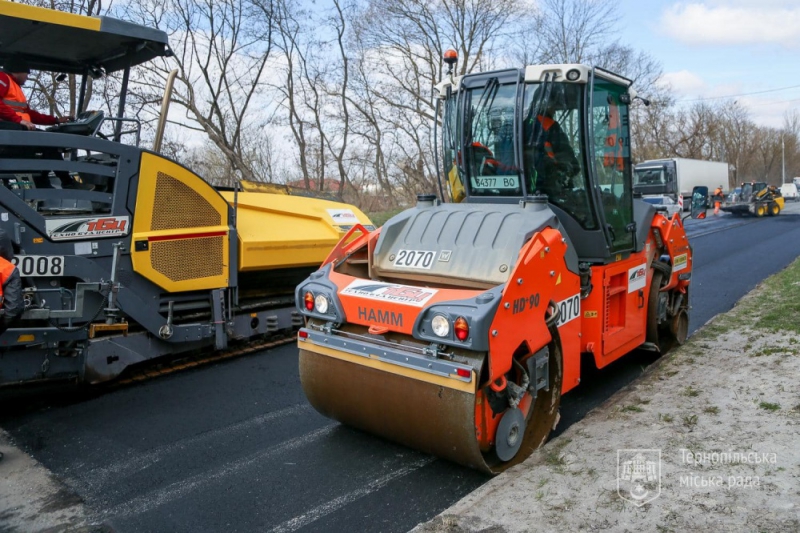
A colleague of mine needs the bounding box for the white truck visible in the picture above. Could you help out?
[633,158,729,210]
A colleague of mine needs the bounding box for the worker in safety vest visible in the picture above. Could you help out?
[0,59,92,190]
[713,185,724,215]
[524,84,580,202]
[0,229,22,336]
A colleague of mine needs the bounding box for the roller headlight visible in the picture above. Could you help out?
[314,294,330,314]
[566,68,581,81]
[431,315,450,337]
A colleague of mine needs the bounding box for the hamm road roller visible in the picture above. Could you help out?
[296,58,697,473]
[0,2,372,387]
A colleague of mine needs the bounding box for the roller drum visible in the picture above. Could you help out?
[300,348,487,471]
[299,334,562,475]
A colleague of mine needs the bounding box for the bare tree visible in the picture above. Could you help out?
[123,0,278,184]
[532,0,616,64]
[347,0,528,202]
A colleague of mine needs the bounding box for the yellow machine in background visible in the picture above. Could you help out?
[722,182,784,217]
[0,1,373,387]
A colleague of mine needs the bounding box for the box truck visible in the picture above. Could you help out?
[634,158,729,210]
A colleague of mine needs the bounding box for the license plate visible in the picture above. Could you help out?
[11,255,65,277]
[471,175,519,189]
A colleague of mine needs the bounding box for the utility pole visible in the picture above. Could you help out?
[782,133,786,184]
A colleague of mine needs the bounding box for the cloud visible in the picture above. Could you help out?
[661,3,800,47]
[657,70,708,94]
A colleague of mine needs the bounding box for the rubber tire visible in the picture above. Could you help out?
[646,270,684,355]
[756,204,767,217]
[769,203,780,216]
[646,270,664,348]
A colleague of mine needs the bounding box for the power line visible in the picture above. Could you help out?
[679,84,800,102]
[748,97,800,107]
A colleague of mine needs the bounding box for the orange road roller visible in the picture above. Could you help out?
[295,59,697,473]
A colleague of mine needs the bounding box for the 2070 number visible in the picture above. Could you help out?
[394,250,435,269]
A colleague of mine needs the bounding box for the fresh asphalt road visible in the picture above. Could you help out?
[2,204,800,533]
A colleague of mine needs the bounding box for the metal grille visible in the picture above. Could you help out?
[151,236,224,281]
[151,172,222,231]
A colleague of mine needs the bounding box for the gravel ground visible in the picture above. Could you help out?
[0,428,106,532]
[414,259,800,533]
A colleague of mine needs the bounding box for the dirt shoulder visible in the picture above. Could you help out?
[0,428,100,532]
[414,257,800,532]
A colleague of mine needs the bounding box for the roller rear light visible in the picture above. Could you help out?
[454,316,469,341]
[304,291,314,311]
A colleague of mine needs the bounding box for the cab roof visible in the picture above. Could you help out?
[0,1,170,75]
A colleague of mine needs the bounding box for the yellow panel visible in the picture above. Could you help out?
[297,340,476,394]
[220,192,373,272]
[0,1,101,31]
[132,152,230,292]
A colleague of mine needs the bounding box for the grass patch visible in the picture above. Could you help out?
[544,449,567,469]
[659,413,674,423]
[751,258,800,334]
[683,386,701,397]
[751,346,796,357]
[703,406,720,415]
[759,401,781,412]
[622,404,644,413]
[365,208,405,227]
[683,414,699,428]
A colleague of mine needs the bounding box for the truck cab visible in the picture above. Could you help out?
[633,160,676,199]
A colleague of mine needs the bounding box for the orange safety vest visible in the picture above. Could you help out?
[0,257,16,305]
[537,115,556,160]
[1,74,31,123]
[603,96,624,171]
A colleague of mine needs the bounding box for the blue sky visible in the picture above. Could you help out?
[616,0,800,128]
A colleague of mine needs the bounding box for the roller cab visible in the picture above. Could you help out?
[296,62,694,473]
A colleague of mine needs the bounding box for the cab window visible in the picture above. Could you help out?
[463,82,522,197]
[591,79,633,252]
[521,82,596,229]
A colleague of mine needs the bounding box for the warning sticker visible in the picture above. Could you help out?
[628,264,648,293]
[673,253,688,272]
[341,279,438,307]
